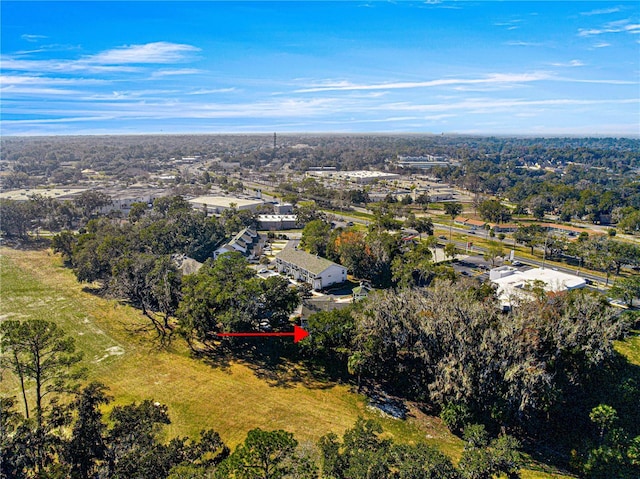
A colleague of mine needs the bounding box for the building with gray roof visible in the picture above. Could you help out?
[276,248,347,291]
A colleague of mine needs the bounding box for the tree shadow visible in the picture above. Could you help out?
[192,345,233,372]
[195,338,345,390]
[81,284,108,296]
[520,332,640,473]
[10,237,51,251]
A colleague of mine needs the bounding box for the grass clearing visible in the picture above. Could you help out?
[0,247,589,477]
[322,208,374,221]
[616,329,640,366]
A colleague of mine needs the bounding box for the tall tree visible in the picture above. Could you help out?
[224,428,298,479]
[414,217,434,238]
[513,225,545,255]
[300,219,331,256]
[75,191,112,222]
[0,320,84,430]
[0,320,84,472]
[478,199,512,224]
[443,202,462,241]
[610,275,640,307]
[65,382,112,479]
[483,241,505,267]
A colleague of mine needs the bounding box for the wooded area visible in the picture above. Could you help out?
[1,134,639,478]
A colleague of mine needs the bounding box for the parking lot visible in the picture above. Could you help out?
[450,255,533,280]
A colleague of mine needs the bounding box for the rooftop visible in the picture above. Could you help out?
[339,171,399,179]
[276,248,345,276]
[491,267,586,309]
[257,215,298,221]
[188,196,264,209]
[0,188,88,200]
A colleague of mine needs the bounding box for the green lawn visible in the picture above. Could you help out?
[322,208,375,221]
[616,329,640,366]
[0,247,585,477]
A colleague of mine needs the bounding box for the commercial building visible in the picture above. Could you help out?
[276,248,347,290]
[305,170,399,184]
[0,188,88,201]
[490,266,586,310]
[454,217,487,230]
[257,215,298,231]
[0,186,171,216]
[273,203,294,215]
[455,217,519,233]
[188,196,264,214]
[100,186,171,214]
[396,155,454,169]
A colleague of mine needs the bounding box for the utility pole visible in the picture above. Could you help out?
[541,232,550,269]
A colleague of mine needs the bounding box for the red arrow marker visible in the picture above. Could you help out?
[216,325,310,344]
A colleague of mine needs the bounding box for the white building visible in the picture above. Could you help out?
[305,170,400,185]
[188,196,264,214]
[257,214,298,231]
[101,187,171,214]
[214,228,264,260]
[490,266,587,310]
[276,248,347,290]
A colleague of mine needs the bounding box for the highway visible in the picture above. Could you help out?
[324,209,610,287]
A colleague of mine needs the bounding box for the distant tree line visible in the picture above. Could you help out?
[1,191,113,239]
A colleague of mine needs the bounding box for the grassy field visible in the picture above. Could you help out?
[0,246,586,477]
[0,247,457,451]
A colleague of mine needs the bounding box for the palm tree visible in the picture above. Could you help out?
[348,352,365,392]
[443,202,462,241]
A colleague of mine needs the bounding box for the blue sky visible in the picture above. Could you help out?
[1,1,639,136]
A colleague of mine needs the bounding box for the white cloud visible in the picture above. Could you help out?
[593,42,612,48]
[579,19,640,36]
[555,77,635,85]
[294,72,552,93]
[151,68,203,78]
[383,98,639,114]
[1,42,201,75]
[82,90,181,101]
[505,41,547,47]
[494,19,522,30]
[188,88,238,95]
[549,60,585,67]
[0,75,107,86]
[1,56,142,73]
[87,42,200,64]
[21,34,47,42]
[580,7,621,16]
[0,85,80,96]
